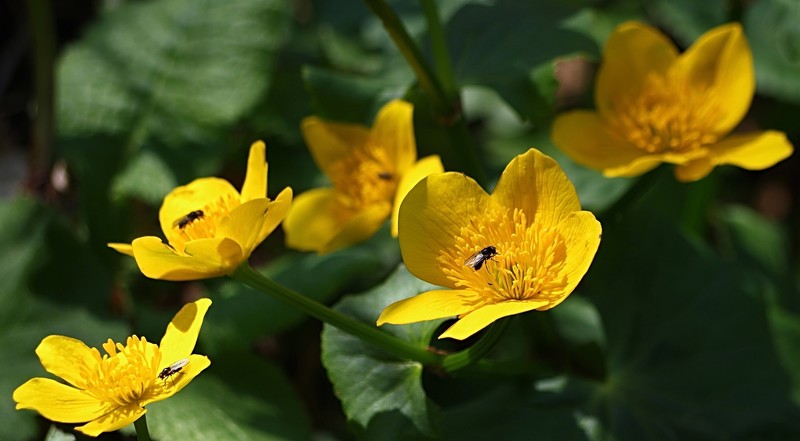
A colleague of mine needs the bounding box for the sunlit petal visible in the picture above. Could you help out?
[240,140,268,201]
[391,155,444,237]
[439,301,548,340]
[371,100,417,175]
[302,116,370,181]
[75,405,146,437]
[14,378,109,423]
[35,336,99,390]
[159,177,239,246]
[131,236,241,281]
[377,289,482,325]
[159,299,212,368]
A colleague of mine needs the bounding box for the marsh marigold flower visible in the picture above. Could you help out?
[13,299,211,437]
[284,100,444,254]
[108,141,292,280]
[552,22,793,182]
[377,149,601,340]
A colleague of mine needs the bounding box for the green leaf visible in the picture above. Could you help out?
[201,230,400,354]
[111,149,178,205]
[445,0,598,123]
[320,265,444,438]
[745,0,800,102]
[57,0,290,182]
[145,353,311,441]
[582,213,800,439]
[716,204,788,277]
[302,66,400,125]
[642,0,729,45]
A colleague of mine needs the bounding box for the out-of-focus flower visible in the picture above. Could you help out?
[284,100,444,254]
[378,149,601,340]
[108,141,292,280]
[13,299,212,437]
[552,22,793,182]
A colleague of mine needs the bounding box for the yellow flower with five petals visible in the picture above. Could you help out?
[378,149,601,340]
[13,299,211,437]
[284,100,444,254]
[552,22,793,182]
[109,141,292,280]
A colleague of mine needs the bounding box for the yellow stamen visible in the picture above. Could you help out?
[173,193,241,242]
[80,336,164,407]
[437,207,569,307]
[609,71,721,154]
[328,141,397,211]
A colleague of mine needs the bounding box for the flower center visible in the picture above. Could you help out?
[328,141,397,211]
[437,207,569,307]
[81,336,166,407]
[609,71,721,154]
[172,193,241,242]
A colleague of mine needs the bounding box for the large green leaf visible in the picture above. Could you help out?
[445,0,598,123]
[320,265,444,439]
[582,213,800,439]
[144,353,311,441]
[641,0,729,45]
[745,0,800,103]
[57,0,290,191]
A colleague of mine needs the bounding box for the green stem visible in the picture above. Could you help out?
[26,0,56,191]
[231,264,442,365]
[363,0,450,115]
[442,318,510,372]
[419,0,456,98]
[599,166,665,222]
[133,414,152,441]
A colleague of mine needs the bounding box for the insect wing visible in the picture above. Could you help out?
[464,251,485,270]
[168,358,189,370]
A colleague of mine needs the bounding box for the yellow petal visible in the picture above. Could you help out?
[491,148,581,229]
[240,141,268,202]
[399,173,491,288]
[551,111,660,177]
[130,236,242,281]
[391,155,444,237]
[142,354,210,405]
[371,100,417,175]
[255,187,293,246]
[674,158,714,182]
[159,177,239,247]
[301,116,370,181]
[709,131,794,169]
[541,211,601,310]
[376,289,483,325]
[35,336,99,390]
[159,298,212,367]
[674,23,753,134]
[107,242,134,257]
[438,300,548,340]
[217,198,270,257]
[284,188,346,252]
[596,21,678,118]
[321,202,391,254]
[75,404,145,437]
[13,378,109,423]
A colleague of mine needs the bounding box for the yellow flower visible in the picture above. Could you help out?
[108,141,292,280]
[377,149,601,340]
[13,299,212,437]
[284,100,444,254]
[552,22,793,182]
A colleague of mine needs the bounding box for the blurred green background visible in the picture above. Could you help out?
[1,0,799,439]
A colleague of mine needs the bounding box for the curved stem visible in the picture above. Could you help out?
[419,0,456,98]
[134,414,152,441]
[231,264,442,365]
[442,318,510,372]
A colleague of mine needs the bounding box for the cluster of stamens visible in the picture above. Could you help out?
[608,71,722,154]
[437,207,569,308]
[81,336,163,407]
[328,142,397,211]
[172,193,241,243]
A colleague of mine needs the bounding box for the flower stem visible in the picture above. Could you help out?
[231,264,442,365]
[134,414,152,441]
[441,318,510,372]
[419,0,456,98]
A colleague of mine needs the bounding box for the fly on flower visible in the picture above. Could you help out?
[158,358,189,382]
[172,210,204,229]
[464,246,498,271]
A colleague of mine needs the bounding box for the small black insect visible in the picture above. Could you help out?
[173,210,204,229]
[158,358,189,383]
[464,246,498,271]
[377,172,393,181]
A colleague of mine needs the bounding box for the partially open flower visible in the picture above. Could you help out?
[378,149,601,340]
[284,100,444,254]
[552,22,793,182]
[109,141,292,280]
[13,299,211,437]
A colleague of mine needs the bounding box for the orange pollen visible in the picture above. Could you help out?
[609,71,722,154]
[328,141,397,211]
[81,336,164,407]
[437,207,569,306]
[173,193,241,242]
